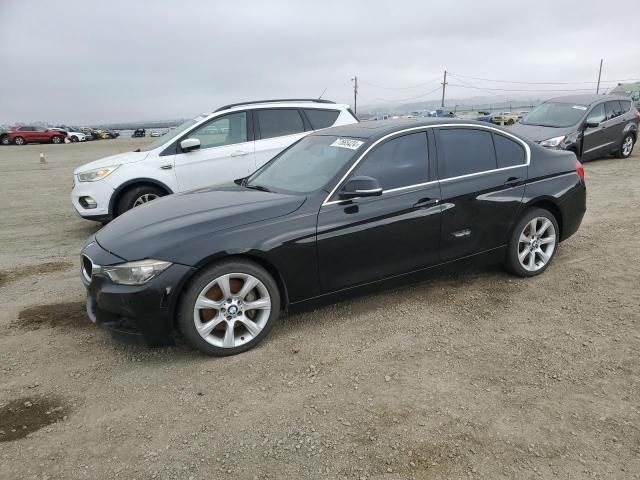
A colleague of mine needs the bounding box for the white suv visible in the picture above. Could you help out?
[71,99,358,222]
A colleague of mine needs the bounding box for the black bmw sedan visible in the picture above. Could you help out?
[80,119,586,355]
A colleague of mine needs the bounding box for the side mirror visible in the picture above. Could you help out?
[585,120,600,129]
[180,138,201,152]
[339,176,383,199]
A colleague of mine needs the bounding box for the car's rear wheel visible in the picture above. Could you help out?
[178,260,280,356]
[0,135,9,145]
[618,133,634,158]
[51,136,62,144]
[505,208,559,277]
[116,184,166,216]
[14,136,25,146]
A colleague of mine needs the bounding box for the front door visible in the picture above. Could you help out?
[174,111,255,191]
[316,131,441,293]
[435,127,527,261]
[581,103,609,159]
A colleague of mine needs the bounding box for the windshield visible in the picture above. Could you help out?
[246,135,364,194]
[520,102,587,128]
[139,118,200,151]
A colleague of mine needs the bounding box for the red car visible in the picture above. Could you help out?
[0,126,67,146]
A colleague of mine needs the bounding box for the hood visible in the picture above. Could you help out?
[510,123,575,143]
[96,185,306,262]
[73,150,150,174]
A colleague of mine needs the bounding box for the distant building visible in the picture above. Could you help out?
[610,82,640,108]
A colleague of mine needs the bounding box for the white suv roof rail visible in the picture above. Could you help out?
[214,98,336,112]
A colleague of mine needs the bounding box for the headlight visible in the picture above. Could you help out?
[96,259,171,285]
[76,165,119,182]
[539,136,566,148]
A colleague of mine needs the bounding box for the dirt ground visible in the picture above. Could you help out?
[0,137,638,480]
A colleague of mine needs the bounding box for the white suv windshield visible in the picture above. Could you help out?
[139,118,199,151]
[246,135,363,194]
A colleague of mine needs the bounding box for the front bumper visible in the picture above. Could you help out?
[71,178,115,220]
[81,240,196,347]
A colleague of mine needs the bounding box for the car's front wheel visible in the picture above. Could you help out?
[178,260,281,356]
[116,184,166,216]
[70,136,79,143]
[14,136,25,145]
[505,208,559,277]
[618,133,635,158]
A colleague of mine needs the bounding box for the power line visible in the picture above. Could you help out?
[358,77,441,90]
[449,71,640,85]
[447,83,600,93]
[360,85,443,104]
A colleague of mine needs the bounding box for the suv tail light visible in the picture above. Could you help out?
[575,159,585,181]
[635,111,640,120]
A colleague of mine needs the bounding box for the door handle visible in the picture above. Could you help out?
[413,197,439,208]
[504,176,522,187]
[230,150,249,157]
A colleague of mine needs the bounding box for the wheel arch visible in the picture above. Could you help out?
[172,252,290,330]
[523,198,564,240]
[109,178,174,217]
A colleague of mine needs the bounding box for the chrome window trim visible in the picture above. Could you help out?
[321,123,531,207]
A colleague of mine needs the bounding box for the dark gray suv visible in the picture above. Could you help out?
[511,94,639,160]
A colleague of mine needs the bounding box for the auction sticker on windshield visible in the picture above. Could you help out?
[572,105,587,110]
[331,138,364,150]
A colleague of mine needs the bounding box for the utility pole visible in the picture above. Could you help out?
[351,76,358,115]
[441,70,447,108]
[596,59,603,94]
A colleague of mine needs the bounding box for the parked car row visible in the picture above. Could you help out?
[73,97,600,356]
[0,125,120,145]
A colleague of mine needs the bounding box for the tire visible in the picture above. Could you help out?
[70,136,78,143]
[504,207,559,277]
[507,118,515,125]
[0,135,9,146]
[51,136,62,144]
[617,133,635,158]
[14,136,25,146]
[178,259,281,356]
[116,184,165,216]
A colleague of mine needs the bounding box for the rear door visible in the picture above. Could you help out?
[252,109,308,170]
[316,130,441,293]
[173,111,255,190]
[602,101,626,149]
[435,126,527,261]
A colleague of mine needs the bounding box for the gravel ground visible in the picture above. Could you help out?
[0,138,638,480]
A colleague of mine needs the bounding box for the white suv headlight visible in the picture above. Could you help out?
[76,165,120,182]
[96,259,172,285]
[539,136,566,148]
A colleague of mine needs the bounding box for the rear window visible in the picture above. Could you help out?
[303,109,340,130]
[437,128,497,178]
[493,133,525,168]
[257,109,305,140]
[619,100,632,112]
[605,101,624,120]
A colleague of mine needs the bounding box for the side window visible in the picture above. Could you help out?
[257,109,305,140]
[187,112,247,150]
[619,100,631,113]
[351,132,428,190]
[303,109,340,130]
[586,104,606,124]
[493,133,525,168]
[437,128,497,178]
[605,101,623,120]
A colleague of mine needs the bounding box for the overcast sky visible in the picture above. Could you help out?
[1,0,639,124]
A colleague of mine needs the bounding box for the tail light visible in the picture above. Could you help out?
[575,159,585,181]
[635,111,640,120]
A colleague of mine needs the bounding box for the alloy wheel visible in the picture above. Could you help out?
[192,273,272,349]
[15,137,24,145]
[622,136,633,157]
[132,193,159,207]
[52,136,61,144]
[517,217,556,272]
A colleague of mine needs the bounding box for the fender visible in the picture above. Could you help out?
[108,178,174,218]
[622,121,638,139]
